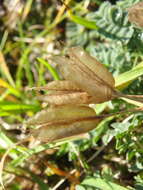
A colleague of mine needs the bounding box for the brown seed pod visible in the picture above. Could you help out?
[37,92,93,106]
[31,118,101,142]
[26,105,97,125]
[51,47,143,104]
[52,47,117,103]
[69,47,115,88]
[29,105,101,142]
[28,47,143,106]
[30,80,94,106]
[30,80,82,92]
[128,2,143,28]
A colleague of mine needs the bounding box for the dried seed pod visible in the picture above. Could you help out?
[52,47,143,104]
[31,118,101,142]
[53,47,117,103]
[26,105,97,125]
[69,47,115,87]
[29,105,101,142]
[29,80,94,105]
[29,80,94,106]
[37,92,93,106]
[29,105,143,143]
[128,2,143,28]
[27,47,143,107]
[30,80,82,92]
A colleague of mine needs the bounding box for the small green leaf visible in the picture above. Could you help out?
[10,184,21,190]
[91,116,114,144]
[0,78,21,97]
[10,140,78,167]
[0,101,40,113]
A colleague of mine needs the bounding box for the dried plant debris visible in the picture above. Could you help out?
[128,2,143,28]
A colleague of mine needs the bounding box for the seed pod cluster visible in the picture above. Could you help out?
[27,47,143,142]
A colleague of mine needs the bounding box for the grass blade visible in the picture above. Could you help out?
[0,101,40,114]
[0,78,20,97]
[115,62,143,89]
[37,58,60,81]
[0,51,15,87]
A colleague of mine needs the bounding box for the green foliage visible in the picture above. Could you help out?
[0,101,40,116]
[114,62,143,89]
[69,11,98,30]
[37,58,60,81]
[76,177,129,190]
[86,2,134,42]
[0,0,143,189]
[66,1,135,46]
[115,114,143,171]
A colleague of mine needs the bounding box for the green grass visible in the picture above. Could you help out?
[0,0,143,190]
